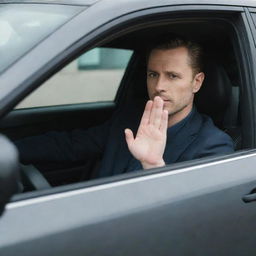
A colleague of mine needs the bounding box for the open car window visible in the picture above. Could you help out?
[0,7,245,197]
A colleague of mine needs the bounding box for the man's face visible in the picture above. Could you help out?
[147,47,204,125]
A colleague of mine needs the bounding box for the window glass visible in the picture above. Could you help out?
[78,48,133,69]
[0,4,83,73]
[16,48,133,108]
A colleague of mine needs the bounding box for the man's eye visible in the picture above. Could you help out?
[148,72,157,78]
[169,73,178,79]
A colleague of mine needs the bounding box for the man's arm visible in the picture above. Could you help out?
[125,96,168,169]
[15,120,111,165]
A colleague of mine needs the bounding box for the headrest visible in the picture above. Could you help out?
[194,60,233,127]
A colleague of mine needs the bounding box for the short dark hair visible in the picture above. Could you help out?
[147,35,204,76]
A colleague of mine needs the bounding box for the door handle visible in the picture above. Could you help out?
[242,189,256,203]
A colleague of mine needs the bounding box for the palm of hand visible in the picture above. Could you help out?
[128,123,166,164]
[125,96,168,169]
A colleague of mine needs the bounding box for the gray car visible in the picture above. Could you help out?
[1,0,256,255]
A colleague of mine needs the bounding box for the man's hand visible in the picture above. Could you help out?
[125,96,168,169]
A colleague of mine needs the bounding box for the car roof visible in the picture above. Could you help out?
[3,0,256,7]
[104,0,256,8]
[2,0,256,8]
[1,0,99,5]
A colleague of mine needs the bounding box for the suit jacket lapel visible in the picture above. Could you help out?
[164,109,203,164]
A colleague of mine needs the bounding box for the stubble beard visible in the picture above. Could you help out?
[167,103,189,118]
[166,101,193,127]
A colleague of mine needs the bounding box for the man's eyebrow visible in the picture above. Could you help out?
[147,69,182,77]
[166,71,181,76]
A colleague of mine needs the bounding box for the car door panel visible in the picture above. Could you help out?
[1,152,256,255]
[0,102,116,140]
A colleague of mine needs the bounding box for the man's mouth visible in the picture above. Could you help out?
[161,98,170,102]
[153,95,171,103]
[154,95,169,101]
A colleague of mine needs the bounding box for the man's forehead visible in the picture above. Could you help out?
[147,47,191,67]
[149,47,189,57]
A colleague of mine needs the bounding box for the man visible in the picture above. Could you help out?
[125,38,207,169]
[16,36,234,178]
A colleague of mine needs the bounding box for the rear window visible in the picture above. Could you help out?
[0,3,83,73]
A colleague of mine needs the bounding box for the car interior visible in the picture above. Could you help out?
[0,13,248,193]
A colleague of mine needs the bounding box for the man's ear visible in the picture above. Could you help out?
[192,72,205,93]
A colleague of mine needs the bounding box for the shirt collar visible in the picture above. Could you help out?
[167,107,196,139]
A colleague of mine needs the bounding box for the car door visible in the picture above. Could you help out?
[1,1,256,256]
[2,152,256,256]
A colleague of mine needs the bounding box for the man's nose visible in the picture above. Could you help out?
[155,76,167,92]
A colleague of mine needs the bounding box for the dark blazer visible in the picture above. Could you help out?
[16,105,234,178]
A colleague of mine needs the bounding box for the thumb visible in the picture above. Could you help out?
[124,128,134,147]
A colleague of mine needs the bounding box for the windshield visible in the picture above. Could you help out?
[0,4,84,73]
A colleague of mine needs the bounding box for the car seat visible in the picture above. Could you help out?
[194,60,241,149]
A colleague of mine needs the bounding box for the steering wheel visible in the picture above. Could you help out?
[19,164,51,192]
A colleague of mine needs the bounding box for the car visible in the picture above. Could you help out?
[1,0,256,255]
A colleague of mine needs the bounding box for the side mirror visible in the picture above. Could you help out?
[0,134,19,217]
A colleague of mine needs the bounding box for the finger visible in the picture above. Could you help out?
[139,100,153,126]
[149,96,164,128]
[124,128,134,148]
[160,109,168,133]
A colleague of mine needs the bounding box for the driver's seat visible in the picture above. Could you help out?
[194,60,241,149]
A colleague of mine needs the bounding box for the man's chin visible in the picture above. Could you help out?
[167,104,191,118]
[163,101,172,112]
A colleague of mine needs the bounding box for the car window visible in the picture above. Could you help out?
[0,3,83,74]
[16,47,133,108]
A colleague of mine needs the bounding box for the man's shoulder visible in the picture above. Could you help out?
[198,114,231,140]
[192,112,234,154]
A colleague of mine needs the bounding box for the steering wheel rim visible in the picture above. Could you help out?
[20,164,51,192]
